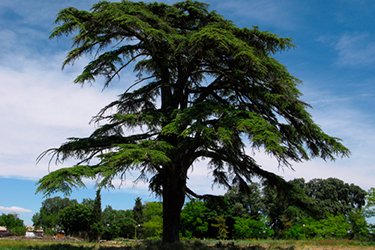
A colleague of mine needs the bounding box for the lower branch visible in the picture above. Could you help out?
[185,186,220,200]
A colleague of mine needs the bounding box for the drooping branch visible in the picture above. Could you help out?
[35,165,98,197]
[185,186,220,200]
[102,53,149,89]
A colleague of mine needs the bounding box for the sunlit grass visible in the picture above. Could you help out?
[0,238,374,250]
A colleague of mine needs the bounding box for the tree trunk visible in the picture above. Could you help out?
[162,169,186,244]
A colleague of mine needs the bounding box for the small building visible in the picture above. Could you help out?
[25,226,43,237]
[0,226,6,235]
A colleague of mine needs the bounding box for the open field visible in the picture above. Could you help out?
[1,238,375,250]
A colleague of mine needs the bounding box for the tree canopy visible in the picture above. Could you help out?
[36,0,349,243]
[0,214,25,236]
[32,196,78,234]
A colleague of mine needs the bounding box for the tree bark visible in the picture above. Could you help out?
[162,168,187,244]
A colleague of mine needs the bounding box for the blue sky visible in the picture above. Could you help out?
[1,0,375,226]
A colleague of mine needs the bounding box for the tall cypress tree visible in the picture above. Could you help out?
[36,0,350,243]
[133,197,144,225]
[89,189,103,242]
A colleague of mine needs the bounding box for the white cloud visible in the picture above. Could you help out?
[0,1,100,28]
[0,46,120,179]
[286,86,375,190]
[185,85,375,193]
[334,33,375,67]
[0,206,32,213]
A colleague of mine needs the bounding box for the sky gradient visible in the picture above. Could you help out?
[1,0,375,226]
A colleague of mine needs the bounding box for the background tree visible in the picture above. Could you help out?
[102,206,136,240]
[58,203,92,237]
[348,208,370,240]
[211,216,228,239]
[81,198,95,208]
[0,214,26,236]
[142,202,163,238]
[232,216,274,239]
[180,199,209,238]
[365,188,375,216]
[263,178,367,239]
[262,181,318,238]
[10,224,27,236]
[32,196,77,235]
[89,189,104,242]
[36,0,350,243]
[225,183,264,218]
[303,178,366,216]
[133,197,144,225]
[286,214,351,240]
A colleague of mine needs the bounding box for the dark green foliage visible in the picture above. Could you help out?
[302,178,366,216]
[364,187,375,218]
[33,194,107,240]
[0,214,26,236]
[143,202,163,222]
[202,197,236,239]
[261,181,319,238]
[178,178,370,240]
[286,214,351,240]
[103,201,162,240]
[102,205,136,240]
[142,202,163,238]
[225,183,264,218]
[232,216,274,239]
[89,189,104,242]
[180,199,209,238]
[37,0,350,243]
[11,225,28,236]
[263,178,368,239]
[348,209,370,240]
[58,204,92,237]
[133,197,144,225]
[32,196,78,235]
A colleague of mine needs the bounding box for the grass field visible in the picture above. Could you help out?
[0,238,375,250]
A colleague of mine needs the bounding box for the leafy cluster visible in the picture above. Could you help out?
[32,197,78,235]
[101,205,136,240]
[0,214,26,236]
[33,192,104,241]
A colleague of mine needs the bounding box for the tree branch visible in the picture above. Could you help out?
[185,186,220,200]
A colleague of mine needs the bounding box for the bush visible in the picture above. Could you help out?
[11,226,27,236]
[232,217,274,239]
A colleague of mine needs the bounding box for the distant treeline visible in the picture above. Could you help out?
[32,177,375,241]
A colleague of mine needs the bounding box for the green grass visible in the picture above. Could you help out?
[0,238,374,250]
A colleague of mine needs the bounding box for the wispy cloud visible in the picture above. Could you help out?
[307,93,374,105]
[0,206,32,213]
[334,33,375,67]
[214,0,300,29]
[0,46,119,179]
